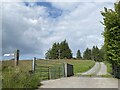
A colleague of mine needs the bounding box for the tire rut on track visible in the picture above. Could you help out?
[81,62,108,76]
[81,62,100,75]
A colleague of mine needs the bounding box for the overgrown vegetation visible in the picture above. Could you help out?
[101,2,120,78]
[104,61,112,74]
[2,60,41,89]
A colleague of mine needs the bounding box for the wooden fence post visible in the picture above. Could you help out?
[59,67,61,78]
[32,57,36,72]
[15,49,19,66]
[48,67,51,80]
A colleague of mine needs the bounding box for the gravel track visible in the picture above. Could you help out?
[81,62,108,76]
[40,77,118,88]
[81,62,100,75]
[96,62,108,75]
[39,62,118,88]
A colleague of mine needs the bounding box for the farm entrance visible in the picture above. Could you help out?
[35,60,65,80]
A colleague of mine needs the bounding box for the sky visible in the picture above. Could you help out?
[2,0,116,60]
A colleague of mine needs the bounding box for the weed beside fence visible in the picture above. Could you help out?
[2,60,41,89]
[104,61,120,79]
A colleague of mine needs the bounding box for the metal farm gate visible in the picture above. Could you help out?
[35,60,65,80]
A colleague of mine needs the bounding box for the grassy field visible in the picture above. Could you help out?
[60,60,95,75]
[2,59,95,89]
[35,59,95,74]
[104,61,112,74]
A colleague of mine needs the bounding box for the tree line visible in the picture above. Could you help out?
[75,46,104,62]
[45,40,104,62]
[83,46,104,62]
[45,40,72,59]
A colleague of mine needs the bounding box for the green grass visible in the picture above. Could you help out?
[104,61,112,74]
[61,60,95,75]
[2,60,41,89]
[36,59,95,75]
[2,59,95,88]
[99,74,113,78]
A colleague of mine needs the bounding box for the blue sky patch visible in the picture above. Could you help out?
[47,7,62,18]
[24,2,63,18]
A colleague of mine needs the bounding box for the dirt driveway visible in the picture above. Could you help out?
[40,77,118,88]
[39,62,118,88]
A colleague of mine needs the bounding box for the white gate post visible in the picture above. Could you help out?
[64,62,67,77]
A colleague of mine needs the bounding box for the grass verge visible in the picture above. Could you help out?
[2,60,41,89]
[104,61,112,74]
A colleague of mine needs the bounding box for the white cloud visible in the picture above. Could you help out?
[46,0,116,2]
[2,0,116,2]
[2,2,47,58]
[2,2,114,59]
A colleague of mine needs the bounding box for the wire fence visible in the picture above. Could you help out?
[112,64,120,79]
[36,65,64,80]
[2,59,65,88]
